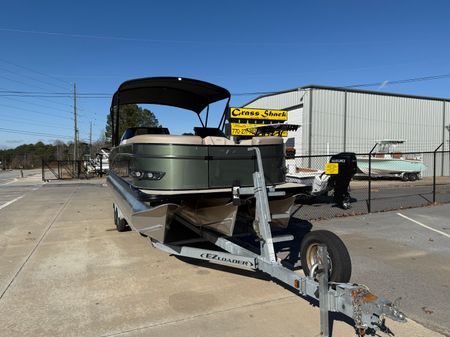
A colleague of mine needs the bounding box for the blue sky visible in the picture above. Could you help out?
[1,0,450,148]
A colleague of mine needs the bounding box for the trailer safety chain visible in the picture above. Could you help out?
[352,287,371,333]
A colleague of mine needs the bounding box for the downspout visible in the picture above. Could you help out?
[308,89,313,167]
[442,101,446,176]
[343,90,347,152]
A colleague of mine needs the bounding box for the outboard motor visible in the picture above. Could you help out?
[328,152,357,209]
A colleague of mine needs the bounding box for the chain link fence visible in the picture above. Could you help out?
[42,159,106,181]
[288,149,450,221]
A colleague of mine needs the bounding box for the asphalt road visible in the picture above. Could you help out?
[0,170,44,210]
[311,206,450,336]
[297,180,450,220]
[0,170,19,185]
[0,177,448,336]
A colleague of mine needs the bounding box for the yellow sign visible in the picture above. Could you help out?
[230,108,288,121]
[230,123,288,137]
[325,162,339,175]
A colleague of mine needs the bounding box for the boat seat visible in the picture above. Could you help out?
[202,136,235,145]
[121,134,203,145]
[239,139,253,145]
[238,137,283,146]
[251,136,283,145]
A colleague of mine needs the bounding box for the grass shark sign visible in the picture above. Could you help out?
[229,108,288,121]
[229,107,289,136]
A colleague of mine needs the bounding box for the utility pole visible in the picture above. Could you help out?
[73,82,78,161]
[89,121,92,158]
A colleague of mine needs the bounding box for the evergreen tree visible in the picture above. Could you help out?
[105,104,161,141]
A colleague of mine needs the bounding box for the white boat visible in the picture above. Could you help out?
[357,140,426,181]
[87,148,110,174]
[285,159,330,195]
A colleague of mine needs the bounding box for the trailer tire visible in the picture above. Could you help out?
[116,218,128,232]
[113,204,118,226]
[408,173,418,181]
[300,230,352,283]
[401,173,409,181]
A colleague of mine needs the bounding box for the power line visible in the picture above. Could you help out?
[232,73,450,96]
[0,27,425,48]
[0,64,69,92]
[0,127,73,140]
[0,57,70,87]
[1,96,72,114]
[0,72,449,101]
[1,116,74,131]
[0,27,272,45]
[345,74,450,88]
[0,103,73,120]
[0,86,75,109]
[0,89,108,95]
[0,73,67,96]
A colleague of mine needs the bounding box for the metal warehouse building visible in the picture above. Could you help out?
[244,85,450,176]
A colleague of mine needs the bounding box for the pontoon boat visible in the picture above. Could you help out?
[107,77,305,242]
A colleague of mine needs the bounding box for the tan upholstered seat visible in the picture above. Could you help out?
[251,137,283,145]
[238,137,283,146]
[238,139,253,145]
[202,136,235,145]
[121,134,203,145]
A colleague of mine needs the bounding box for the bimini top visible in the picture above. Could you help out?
[111,77,230,114]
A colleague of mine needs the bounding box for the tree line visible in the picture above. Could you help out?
[1,104,160,169]
[0,140,106,169]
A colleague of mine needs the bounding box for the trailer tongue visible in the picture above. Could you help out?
[139,148,406,336]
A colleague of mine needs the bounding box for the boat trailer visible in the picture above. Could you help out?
[121,148,407,336]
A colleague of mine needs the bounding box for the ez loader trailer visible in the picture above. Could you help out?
[108,148,406,337]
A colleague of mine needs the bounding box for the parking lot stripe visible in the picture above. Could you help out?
[0,195,24,211]
[397,212,450,239]
[0,178,18,186]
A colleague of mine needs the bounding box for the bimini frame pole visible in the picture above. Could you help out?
[205,105,210,127]
[219,97,230,131]
[113,93,121,147]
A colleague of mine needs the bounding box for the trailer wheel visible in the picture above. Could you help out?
[402,173,409,181]
[408,173,418,181]
[116,217,128,232]
[113,204,118,226]
[300,230,352,283]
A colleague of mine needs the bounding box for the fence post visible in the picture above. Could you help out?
[41,159,45,182]
[99,154,103,178]
[433,143,444,204]
[368,143,378,213]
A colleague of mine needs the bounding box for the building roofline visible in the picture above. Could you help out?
[243,84,450,106]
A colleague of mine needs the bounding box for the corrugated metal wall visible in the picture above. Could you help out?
[245,89,306,110]
[244,87,450,176]
[307,89,346,155]
[443,101,450,176]
[245,90,306,155]
[345,92,444,153]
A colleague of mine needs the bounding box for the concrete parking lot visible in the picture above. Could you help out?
[0,175,448,337]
